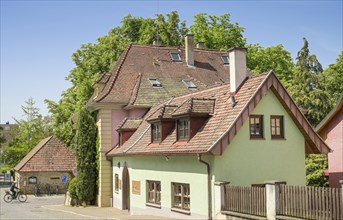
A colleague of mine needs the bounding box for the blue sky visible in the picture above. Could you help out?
[1,0,342,123]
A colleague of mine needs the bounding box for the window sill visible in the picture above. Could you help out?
[271,137,286,140]
[146,203,161,209]
[171,208,190,215]
[250,137,265,140]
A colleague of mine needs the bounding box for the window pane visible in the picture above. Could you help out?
[171,53,181,61]
[249,115,263,138]
[221,55,229,64]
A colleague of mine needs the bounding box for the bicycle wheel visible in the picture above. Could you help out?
[3,194,12,203]
[18,193,27,202]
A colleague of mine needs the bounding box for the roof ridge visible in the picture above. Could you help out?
[131,43,229,54]
[128,73,143,105]
[96,43,133,102]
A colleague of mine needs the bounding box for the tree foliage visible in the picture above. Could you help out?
[247,44,294,87]
[322,52,343,104]
[75,108,97,205]
[190,13,246,50]
[305,154,328,187]
[288,38,333,126]
[0,98,53,169]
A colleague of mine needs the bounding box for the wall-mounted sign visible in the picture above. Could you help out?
[61,175,67,183]
[132,180,140,195]
[28,176,37,184]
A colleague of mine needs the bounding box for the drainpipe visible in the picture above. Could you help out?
[197,154,211,220]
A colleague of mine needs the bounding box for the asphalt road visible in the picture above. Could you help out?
[0,187,93,220]
[0,186,171,220]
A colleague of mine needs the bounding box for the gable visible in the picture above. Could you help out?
[15,137,76,172]
[209,73,330,155]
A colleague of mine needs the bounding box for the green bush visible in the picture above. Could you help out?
[68,177,78,199]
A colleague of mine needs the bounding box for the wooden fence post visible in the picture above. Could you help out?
[214,181,229,217]
[265,180,286,220]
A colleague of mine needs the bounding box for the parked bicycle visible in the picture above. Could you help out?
[3,189,27,203]
[34,183,41,197]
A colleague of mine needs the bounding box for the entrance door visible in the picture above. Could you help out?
[122,166,130,210]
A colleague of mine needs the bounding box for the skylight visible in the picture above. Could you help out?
[221,55,229,64]
[182,80,197,89]
[148,78,162,87]
[171,52,181,62]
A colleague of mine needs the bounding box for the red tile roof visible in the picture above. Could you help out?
[88,44,235,109]
[117,118,143,131]
[14,136,76,172]
[107,72,331,157]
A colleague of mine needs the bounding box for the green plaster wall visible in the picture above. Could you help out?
[112,155,209,217]
[213,90,306,186]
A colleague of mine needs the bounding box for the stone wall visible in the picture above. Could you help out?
[15,171,73,194]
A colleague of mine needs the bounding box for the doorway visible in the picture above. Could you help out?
[122,165,130,210]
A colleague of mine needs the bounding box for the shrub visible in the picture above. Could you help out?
[68,177,78,199]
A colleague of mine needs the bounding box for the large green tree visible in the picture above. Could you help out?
[322,51,343,104]
[190,13,246,50]
[0,98,53,169]
[247,44,294,87]
[288,38,333,187]
[75,108,97,205]
[288,38,332,126]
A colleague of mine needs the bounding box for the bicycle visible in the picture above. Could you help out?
[3,189,27,203]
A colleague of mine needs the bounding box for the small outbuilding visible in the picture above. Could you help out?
[14,136,76,194]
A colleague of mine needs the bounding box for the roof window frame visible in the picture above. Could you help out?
[182,80,197,89]
[170,52,182,62]
[148,78,162,87]
[221,55,230,65]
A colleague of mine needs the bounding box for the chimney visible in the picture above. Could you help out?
[229,48,247,94]
[185,34,194,66]
[153,40,161,46]
[196,42,205,49]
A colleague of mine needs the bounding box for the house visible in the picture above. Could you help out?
[105,48,330,219]
[14,136,76,194]
[87,35,241,207]
[316,93,343,188]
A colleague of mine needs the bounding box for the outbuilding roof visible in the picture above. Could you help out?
[107,71,331,157]
[14,136,76,172]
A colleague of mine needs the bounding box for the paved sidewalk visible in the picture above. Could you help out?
[42,204,173,220]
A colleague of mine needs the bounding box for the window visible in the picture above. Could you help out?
[147,180,161,205]
[221,55,229,64]
[249,115,263,139]
[182,80,197,89]
[172,183,190,211]
[171,52,181,62]
[177,119,190,140]
[271,116,284,139]
[115,174,119,192]
[148,78,162,87]
[152,123,161,142]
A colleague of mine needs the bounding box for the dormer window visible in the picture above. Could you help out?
[182,80,197,89]
[152,123,161,142]
[149,78,162,87]
[171,52,181,62]
[177,118,190,140]
[221,55,229,64]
